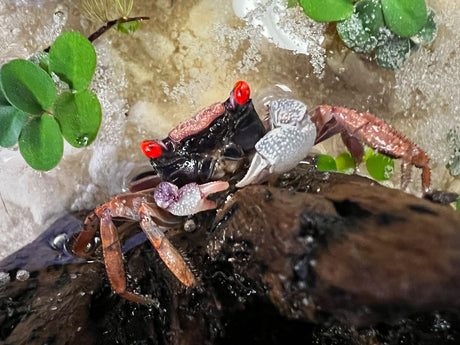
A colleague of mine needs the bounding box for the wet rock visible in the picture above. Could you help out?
[209,164,460,326]
[1,166,460,344]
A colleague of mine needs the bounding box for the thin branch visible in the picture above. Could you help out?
[87,16,150,43]
[44,16,150,52]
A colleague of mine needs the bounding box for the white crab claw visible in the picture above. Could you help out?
[236,118,316,188]
[154,181,229,216]
[269,98,309,128]
[235,152,271,187]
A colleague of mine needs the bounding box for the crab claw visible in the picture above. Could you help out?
[154,181,229,216]
[236,125,315,187]
[236,98,317,188]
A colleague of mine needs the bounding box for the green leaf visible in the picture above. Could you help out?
[365,152,394,180]
[316,154,337,171]
[0,59,56,114]
[299,0,354,22]
[337,0,386,53]
[381,0,427,37]
[362,145,374,162]
[49,32,97,91]
[336,152,355,174]
[18,115,63,171]
[411,9,437,45]
[0,85,8,105]
[116,20,140,34]
[54,90,102,148]
[0,105,28,147]
[375,35,411,69]
[456,197,460,212]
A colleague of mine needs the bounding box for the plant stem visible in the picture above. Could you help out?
[44,16,150,52]
[87,16,150,43]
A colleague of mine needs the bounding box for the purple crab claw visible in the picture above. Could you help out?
[236,98,317,188]
[154,181,229,216]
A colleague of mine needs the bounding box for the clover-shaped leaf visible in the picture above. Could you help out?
[336,152,355,174]
[299,0,354,22]
[49,32,97,91]
[381,0,427,37]
[0,105,28,147]
[18,115,63,171]
[0,59,56,114]
[375,35,412,69]
[337,0,386,53]
[411,9,437,45]
[316,154,337,171]
[365,152,394,180]
[54,89,102,148]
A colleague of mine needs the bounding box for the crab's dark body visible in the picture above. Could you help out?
[150,98,266,187]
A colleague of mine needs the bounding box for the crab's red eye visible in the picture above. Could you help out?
[140,140,162,159]
[233,80,250,105]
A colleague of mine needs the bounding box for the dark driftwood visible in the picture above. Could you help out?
[1,164,460,344]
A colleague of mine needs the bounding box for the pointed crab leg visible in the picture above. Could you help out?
[98,207,159,304]
[74,193,182,304]
[139,204,196,287]
[73,211,99,258]
[310,105,431,192]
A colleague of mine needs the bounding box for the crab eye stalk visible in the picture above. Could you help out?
[140,140,162,159]
[233,80,250,105]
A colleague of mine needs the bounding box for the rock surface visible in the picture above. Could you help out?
[1,164,460,344]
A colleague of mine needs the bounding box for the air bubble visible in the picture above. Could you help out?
[16,269,30,281]
[50,232,68,250]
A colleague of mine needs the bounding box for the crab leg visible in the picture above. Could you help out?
[74,193,183,304]
[139,204,196,287]
[98,207,158,304]
[310,105,431,192]
[73,211,99,258]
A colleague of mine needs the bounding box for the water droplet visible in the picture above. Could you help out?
[16,269,30,281]
[76,135,90,146]
[184,219,196,232]
[50,232,68,250]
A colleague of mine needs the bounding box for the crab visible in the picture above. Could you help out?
[74,81,431,303]
[73,81,267,303]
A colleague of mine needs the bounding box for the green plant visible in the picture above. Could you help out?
[317,146,394,181]
[295,0,437,69]
[0,5,148,171]
[299,0,354,22]
[0,32,101,170]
